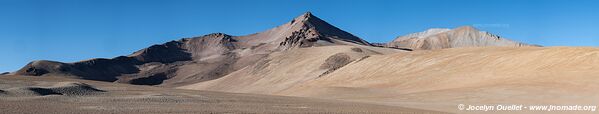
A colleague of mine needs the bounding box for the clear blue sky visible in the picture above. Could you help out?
[1,0,599,72]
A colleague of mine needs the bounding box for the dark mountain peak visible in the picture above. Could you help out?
[288,12,316,25]
[293,12,327,26]
[300,11,313,19]
[277,12,370,49]
[303,11,313,16]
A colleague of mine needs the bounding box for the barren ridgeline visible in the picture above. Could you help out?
[4,12,599,114]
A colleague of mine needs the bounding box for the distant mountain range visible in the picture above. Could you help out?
[386,26,539,50]
[12,12,539,86]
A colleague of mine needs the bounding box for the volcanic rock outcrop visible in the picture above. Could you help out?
[1,82,104,97]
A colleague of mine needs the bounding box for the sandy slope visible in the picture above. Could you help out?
[281,46,599,113]
[180,45,403,93]
[183,46,599,114]
[0,75,442,114]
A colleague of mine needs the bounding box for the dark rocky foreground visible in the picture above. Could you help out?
[0,75,445,114]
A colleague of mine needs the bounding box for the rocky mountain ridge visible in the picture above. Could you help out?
[14,12,373,86]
